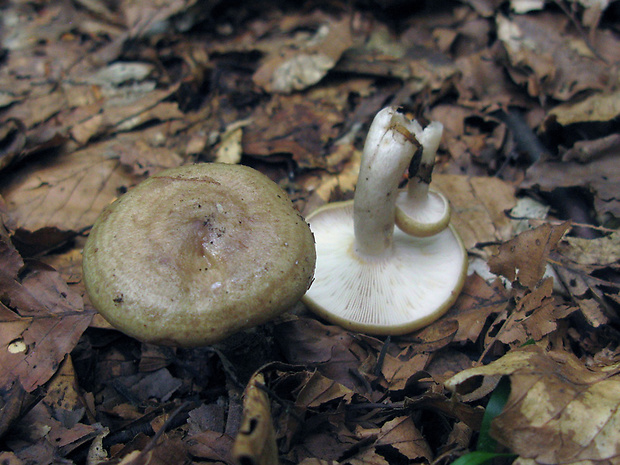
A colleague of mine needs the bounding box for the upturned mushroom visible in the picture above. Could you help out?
[302,106,466,335]
[395,120,452,237]
[82,163,316,347]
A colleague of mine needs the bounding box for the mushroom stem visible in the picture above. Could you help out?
[353,107,420,257]
[401,121,444,215]
[405,178,430,204]
[407,121,443,192]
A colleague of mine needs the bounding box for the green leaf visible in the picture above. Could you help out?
[477,376,511,452]
[452,451,516,465]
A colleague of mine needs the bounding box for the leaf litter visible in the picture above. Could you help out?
[0,0,618,464]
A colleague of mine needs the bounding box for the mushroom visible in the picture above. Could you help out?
[395,120,452,237]
[302,107,466,335]
[82,163,316,347]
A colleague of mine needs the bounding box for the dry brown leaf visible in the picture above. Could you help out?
[0,138,152,242]
[497,13,612,101]
[301,149,361,214]
[274,317,375,395]
[379,352,430,392]
[186,430,235,464]
[242,94,343,169]
[550,233,619,327]
[547,90,620,126]
[523,152,620,220]
[433,174,516,255]
[488,222,570,289]
[488,277,572,346]
[442,273,511,344]
[334,24,458,91]
[122,0,199,38]
[232,372,279,465]
[561,134,620,164]
[346,416,432,464]
[253,17,353,93]
[6,372,103,463]
[115,369,182,403]
[42,356,85,429]
[0,452,23,465]
[446,345,620,465]
[0,264,93,392]
[295,371,354,408]
[373,416,433,462]
[454,49,530,111]
[559,233,620,267]
[2,90,68,129]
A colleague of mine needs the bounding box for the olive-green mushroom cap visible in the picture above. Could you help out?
[82,163,316,347]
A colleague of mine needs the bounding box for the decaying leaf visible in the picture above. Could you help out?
[0,236,93,393]
[295,371,354,408]
[523,152,620,221]
[488,222,570,289]
[547,90,620,126]
[274,317,378,396]
[242,93,344,169]
[0,134,179,250]
[253,17,353,93]
[348,416,433,464]
[549,232,620,327]
[441,273,511,344]
[446,345,620,465]
[434,175,516,255]
[497,13,612,101]
[233,372,279,465]
[0,0,618,463]
[486,277,574,346]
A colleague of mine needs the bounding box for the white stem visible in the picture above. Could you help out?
[417,121,443,167]
[353,107,419,257]
[406,178,430,202]
[404,120,443,200]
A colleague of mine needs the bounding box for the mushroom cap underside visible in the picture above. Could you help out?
[82,163,316,347]
[302,200,466,335]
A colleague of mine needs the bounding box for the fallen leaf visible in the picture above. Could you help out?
[489,277,573,346]
[186,430,235,464]
[372,416,433,462]
[335,25,458,91]
[523,152,620,221]
[550,233,620,327]
[497,13,612,101]
[43,356,85,428]
[253,17,353,93]
[0,260,93,393]
[547,90,620,126]
[0,138,142,242]
[488,222,570,289]
[242,94,343,169]
[433,174,517,256]
[454,49,530,111]
[295,371,354,408]
[442,273,511,344]
[274,317,375,395]
[232,372,279,465]
[446,345,620,465]
[559,233,620,266]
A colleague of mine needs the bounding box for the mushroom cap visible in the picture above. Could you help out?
[82,163,316,347]
[302,200,466,335]
[395,188,451,237]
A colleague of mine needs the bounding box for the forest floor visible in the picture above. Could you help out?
[0,0,619,464]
